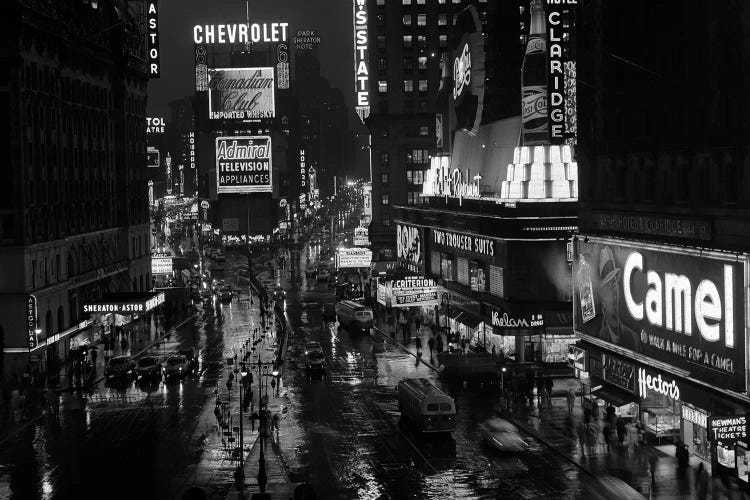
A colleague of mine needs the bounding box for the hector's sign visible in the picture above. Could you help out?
[573,236,747,391]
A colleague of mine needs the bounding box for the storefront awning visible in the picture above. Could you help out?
[449,307,484,329]
[591,385,638,408]
[83,291,165,315]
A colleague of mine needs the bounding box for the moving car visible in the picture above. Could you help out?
[397,378,457,434]
[305,264,317,277]
[272,288,286,301]
[335,300,374,333]
[136,356,162,384]
[219,289,233,303]
[163,355,188,380]
[317,268,331,282]
[178,347,198,372]
[104,356,135,381]
[305,341,323,354]
[305,350,327,378]
[321,303,337,322]
[478,417,528,452]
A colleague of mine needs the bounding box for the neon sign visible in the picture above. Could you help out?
[353,0,370,121]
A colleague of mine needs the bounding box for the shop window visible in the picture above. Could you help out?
[440,253,453,281]
[470,261,486,292]
[490,265,504,298]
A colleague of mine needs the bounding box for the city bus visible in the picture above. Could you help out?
[397,378,457,434]
[335,300,373,333]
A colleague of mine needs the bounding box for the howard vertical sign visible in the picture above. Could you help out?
[353,0,369,121]
[546,1,576,143]
[147,1,160,78]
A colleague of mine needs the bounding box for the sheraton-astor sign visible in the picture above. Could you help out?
[573,235,747,391]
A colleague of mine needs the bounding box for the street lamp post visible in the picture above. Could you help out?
[235,364,248,493]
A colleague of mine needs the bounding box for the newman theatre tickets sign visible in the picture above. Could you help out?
[573,235,747,390]
[208,68,275,120]
[215,136,272,194]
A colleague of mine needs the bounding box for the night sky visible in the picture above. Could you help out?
[147,0,354,117]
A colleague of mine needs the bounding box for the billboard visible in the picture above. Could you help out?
[336,248,372,268]
[396,223,423,274]
[151,254,173,275]
[546,3,577,144]
[215,136,272,194]
[452,5,485,135]
[147,147,160,168]
[208,68,275,120]
[352,0,370,121]
[193,23,289,44]
[146,117,165,134]
[354,227,369,246]
[573,235,747,390]
[391,277,439,308]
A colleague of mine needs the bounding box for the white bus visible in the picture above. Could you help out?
[335,300,373,332]
[397,378,456,434]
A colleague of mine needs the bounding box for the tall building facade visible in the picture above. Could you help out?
[573,0,750,482]
[0,0,151,379]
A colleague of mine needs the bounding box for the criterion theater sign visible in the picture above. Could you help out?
[215,136,272,194]
[573,236,748,391]
[208,67,275,120]
[83,292,165,314]
[391,277,438,308]
[193,22,289,44]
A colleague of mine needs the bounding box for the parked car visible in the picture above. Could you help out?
[220,290,233,303]
[317,268,331,282]
[104,356,135,381]
[478,417,528,452]
[321,303,337,322]
[305,341,323,355]
[163,355,188,379]
[305,264,317,277]
[136,356,162,383]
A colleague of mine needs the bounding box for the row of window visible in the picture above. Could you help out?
[379,149,430,166]
[376,0,485,5]
[374,100,431,114]
[431,252,504,298]
[376,34,448,50]
[378,79,429,93]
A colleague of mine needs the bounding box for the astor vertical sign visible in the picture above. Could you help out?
[147,1,160,78]
[26,294,38,349]
[353,0,369,122]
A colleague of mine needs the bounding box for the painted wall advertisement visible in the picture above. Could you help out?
[396,223,423,274]
[573,236,747,391]
[215,136,272,194]
[208,67,275,120]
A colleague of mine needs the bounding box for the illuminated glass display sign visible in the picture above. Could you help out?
[193,23,289,44]
[188,132,196,169]
[146,117,165,134]
[299,149,306,189]
[26,294,38,349]
[215,136,272,194]
[208,68,275,120]
[147,1,160,78]
[151,253,173,275]
[396,224,423,273]
[573,236,747,390]
[423,156,480,200]
[352,0,370,121]
[335,248,373,268]
[195,45,208,91]
[277,43,289,90]
[432,229,495,257]
[83,292,165,314]
[546,2,577,144]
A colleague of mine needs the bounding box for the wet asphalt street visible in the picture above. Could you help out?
[0,243,632,500]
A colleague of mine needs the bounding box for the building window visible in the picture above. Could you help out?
[470,261,486,292]
[406,170,425,184]
[377,35,386,50]
[490,265,504,298]
[376,0,385,5]
[403,57,414,73]
[376,13,385,26]
[378,80,388,93]
[382,211,391,225]
[378,101,388,113]
[417,36,426,49]
[403,80,414,92]
[381,172,390,184]
[439,34,448,48]
[406,149,429,165]
[418,80,428,93]
[402,14,412,26]
[440,253,453,281]
[378,58,387,72]
[438,13,448,26]
[403,35,413,49]
[381,193,390,205]
[439,0,446,3]
[417,0,426,4]
[418,56,427,70]
[379,127,389,137]
[417,14,427,26]
[419,125,429,136]
[380,152,390,166]
[402,0,411,4]
[407,192,422,205]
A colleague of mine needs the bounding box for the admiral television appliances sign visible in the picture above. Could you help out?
[208,68,275,120]
[573,236,747,390]
[215,136,272,194]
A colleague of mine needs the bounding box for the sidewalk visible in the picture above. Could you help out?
[370,316,710,500]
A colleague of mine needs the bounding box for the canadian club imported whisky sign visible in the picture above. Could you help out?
[215,136,272,194]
